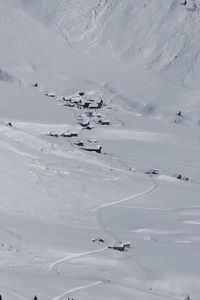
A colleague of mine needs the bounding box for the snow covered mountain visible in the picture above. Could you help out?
[0,1,200,299]
[21,0,200,87]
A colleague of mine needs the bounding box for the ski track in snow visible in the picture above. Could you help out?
[51,280,102,300]
[94,175,158,243]
[49,171,158,299]
[49,247,107,275]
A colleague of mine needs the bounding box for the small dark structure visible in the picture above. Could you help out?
[108,241,131,252]
[70,132,78,137]
[180,0,187,5]
[183,176,189,181]
[124,242,131,249]
[176,174,189,181]
[176,111,183,117]
[81,119,90,127]
[33,296,37,300]
[84,145,102,153]
[99,238,104,243]
[87,124,94,130]
[72,99,80,104]
[108,245,126,252]
[45,92,55,98]
[79,91,85,96]
[49,132,58,137]
[75,141,84,146]
[7,122,12,127]
[97,99,104,108]
[83,102,90,108]
[77,100,84,107]
[33,83,38,87]
[101,120,110,125]
[145,169,160,175]
[92,238,105,243]
[60,132,72,137]
[63,97,72,101]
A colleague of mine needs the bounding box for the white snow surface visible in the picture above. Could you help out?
[0,1,200,299]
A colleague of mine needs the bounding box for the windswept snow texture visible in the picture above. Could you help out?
[22,0,200,88]
[0,1,200,300]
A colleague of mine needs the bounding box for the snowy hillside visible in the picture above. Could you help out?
[21,0,200,88]
[0,0,200,300]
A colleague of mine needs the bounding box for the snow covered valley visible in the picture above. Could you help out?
[0,1,200,299]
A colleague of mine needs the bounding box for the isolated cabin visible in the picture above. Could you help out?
[101,120,110,125]
[75,141,84,146]
[108,241,130,251]
[84,145,102,153]
[145,169,159,175]
[108,245,125,252]
[49,132,58,137]
[45,92,55,98]
[79,92,85,96]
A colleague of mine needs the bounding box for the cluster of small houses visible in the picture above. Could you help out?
[33,85,190,253]
[45,90,111,154]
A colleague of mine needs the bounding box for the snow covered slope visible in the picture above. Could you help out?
[0,1,200,300]
[21,0,200,88]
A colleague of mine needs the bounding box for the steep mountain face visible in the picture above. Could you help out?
[20,0,200,88]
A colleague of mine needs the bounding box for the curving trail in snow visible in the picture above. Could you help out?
[51,280,102,300]
[49,248,107,299]
[49,174,158,299]
[49,247,107,275]
[94,175,158,243]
